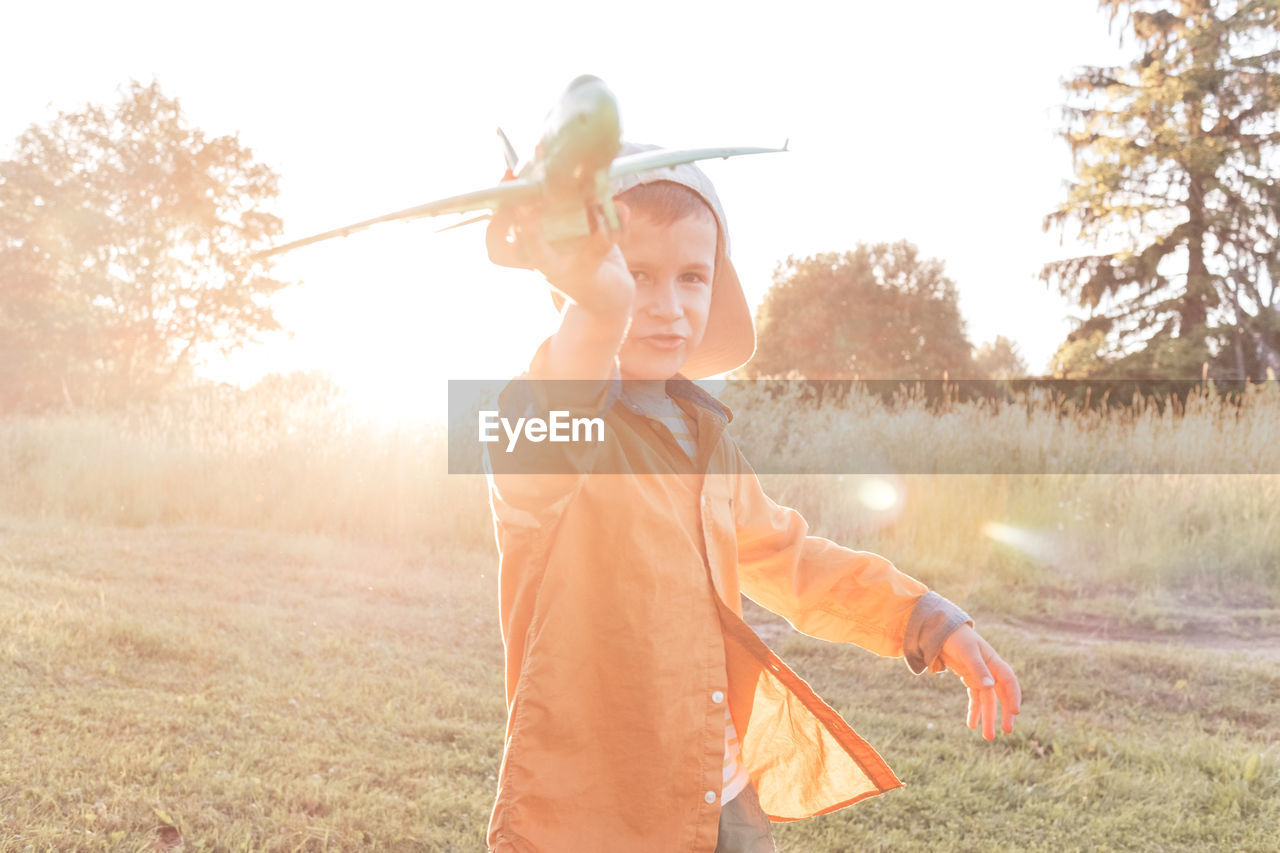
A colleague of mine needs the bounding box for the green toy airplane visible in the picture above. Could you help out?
[254,75,786,259]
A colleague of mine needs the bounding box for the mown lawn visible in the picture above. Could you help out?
[1,514,1276,851]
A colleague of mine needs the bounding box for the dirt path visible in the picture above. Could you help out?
[744,607,1280,661]
[989,613,1280,661]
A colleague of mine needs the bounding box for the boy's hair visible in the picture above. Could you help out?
[616,181,726,273]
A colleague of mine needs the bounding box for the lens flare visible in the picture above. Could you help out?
[981,521,1060,566]
[856,477,900,512]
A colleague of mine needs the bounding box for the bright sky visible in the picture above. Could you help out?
[7,1,1131,422]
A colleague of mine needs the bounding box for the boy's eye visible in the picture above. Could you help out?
[629,271,707,286]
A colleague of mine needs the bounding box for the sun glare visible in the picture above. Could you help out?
[981,521,1060,567]
[214,204,560,426]
[856,477,901,512]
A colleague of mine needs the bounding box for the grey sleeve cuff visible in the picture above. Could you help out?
[903,591,973,674]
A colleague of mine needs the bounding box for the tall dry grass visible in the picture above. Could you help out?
[2,376,1276,611]
[0,376,492,552]
[720,379,1280,608]
[719,378,1280,475]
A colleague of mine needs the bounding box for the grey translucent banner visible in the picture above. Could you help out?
[448,378,1280,475]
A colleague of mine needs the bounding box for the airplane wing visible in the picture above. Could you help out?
[255,144,788,259]
[608,144,787,179]
[254,177,540,259]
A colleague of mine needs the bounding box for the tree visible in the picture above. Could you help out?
[0,80,288,410]
[973,335,1030,379]
[741,241,974,380]
[1042,0,1280,380]
[1048,321,1215,379]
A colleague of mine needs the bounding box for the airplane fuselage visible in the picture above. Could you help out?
[526,75,622,199]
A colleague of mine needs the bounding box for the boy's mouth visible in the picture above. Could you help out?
[639,334,686,351]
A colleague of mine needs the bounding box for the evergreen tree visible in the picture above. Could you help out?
[1043,0,1280,379]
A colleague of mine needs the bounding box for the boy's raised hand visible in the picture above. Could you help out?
[937,625,1021,741]
[485,201,636,317]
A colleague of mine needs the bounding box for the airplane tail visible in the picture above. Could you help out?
[497,127,519,179]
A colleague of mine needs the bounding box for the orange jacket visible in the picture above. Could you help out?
[483,339,955,852]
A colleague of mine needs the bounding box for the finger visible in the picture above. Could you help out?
[962,657,996,739]
[516,214,578,279]
[989,656,1021,733]
[486,206,532,269]
[528,236,572,283]
[946,642,983,731]
[584,210,615,256]
[981,684,997,740]
[485,207,513,262]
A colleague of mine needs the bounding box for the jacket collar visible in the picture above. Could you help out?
[669,375,732,424]
[615,373,732,425]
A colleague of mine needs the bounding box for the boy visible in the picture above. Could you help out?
[480,143,1020,852]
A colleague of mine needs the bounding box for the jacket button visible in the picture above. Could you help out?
[711,691,724,704]
[704,791,717,804]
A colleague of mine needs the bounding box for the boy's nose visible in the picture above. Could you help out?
[645,278,682,320]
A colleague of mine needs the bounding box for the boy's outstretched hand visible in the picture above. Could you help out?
[937,625,1021,741]
[485,201,635,317]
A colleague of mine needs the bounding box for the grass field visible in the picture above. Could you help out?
[2,382,1279,850]
[2,511,1277,852]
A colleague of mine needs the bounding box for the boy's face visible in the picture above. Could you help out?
[617,209,718,381]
